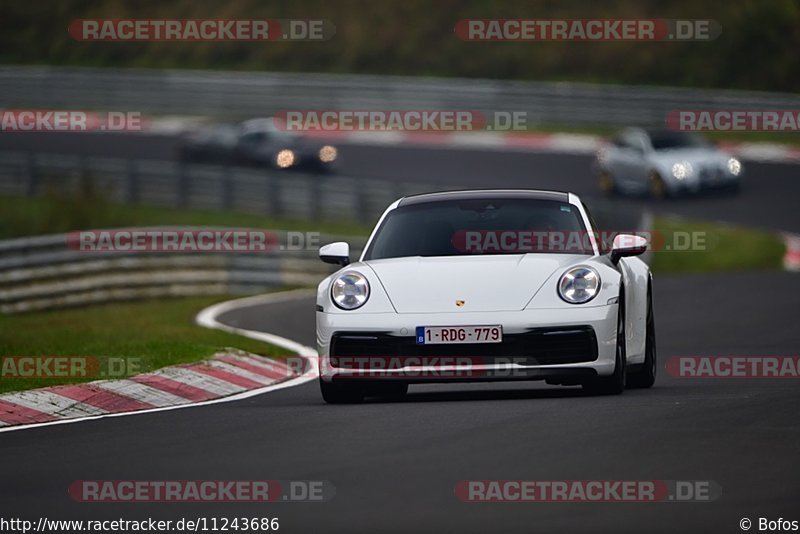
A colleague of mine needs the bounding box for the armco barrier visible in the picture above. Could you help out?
[0,150,433,226]
[0,229,367,313]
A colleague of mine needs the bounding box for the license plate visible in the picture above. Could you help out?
[416,325,503,345]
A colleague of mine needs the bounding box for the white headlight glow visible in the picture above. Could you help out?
[558,266,601,304]
[331,271,370,310]
[671,161,693,180]
[727,157,742,176]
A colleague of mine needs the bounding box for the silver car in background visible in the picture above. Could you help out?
[594,129,743,198]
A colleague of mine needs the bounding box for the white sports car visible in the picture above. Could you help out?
[595,128,743,198]
[315,190,656,403]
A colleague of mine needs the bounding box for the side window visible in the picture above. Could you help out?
[623,133,644,154]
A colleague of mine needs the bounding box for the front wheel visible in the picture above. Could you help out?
[629,286,656,389]
[649,171,668,200]
[583,296,627,395]
[319,379,364,404]
[598,171,616,195]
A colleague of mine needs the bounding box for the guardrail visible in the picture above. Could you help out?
[2,66,799,127]
[0,148,644,230]
[0,228,367,313]
[0,150,435,225]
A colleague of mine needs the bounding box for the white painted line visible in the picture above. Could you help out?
[94,379,193,408]
[0,389,107,418]
[0,290,319,434]
[195,289,318,358]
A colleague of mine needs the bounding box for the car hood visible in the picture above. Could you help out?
[365,254,588,313]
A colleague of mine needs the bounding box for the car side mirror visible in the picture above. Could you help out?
[320,242,350,266]
[610,234,648,264]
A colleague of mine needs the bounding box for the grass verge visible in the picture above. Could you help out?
[650,217,786,274]
[0,295,295,394]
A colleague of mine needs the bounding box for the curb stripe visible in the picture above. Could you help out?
[783,233,800,272]
[131,374,216,402]
[190,364,264,389]
[0,399,58,425]
[216,355,293,380]
[54,384,156,412]
[155,367,246,396]
[94,380,193,408]
[0,390,107,418]
[204,359,281,385]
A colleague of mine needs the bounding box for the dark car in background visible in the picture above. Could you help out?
[178,123,239,164]
[179,118,339,172]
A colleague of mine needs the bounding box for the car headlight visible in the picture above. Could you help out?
[727,157,742,176]
[319,145,337,163]
[671,161,693,180]
[331,271,370,310]
[558,266,601,304]
[276,149,296,168]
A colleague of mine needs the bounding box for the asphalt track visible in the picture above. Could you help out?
[1,271,799,533]
[1,131,799,232]
[0,132,798,533]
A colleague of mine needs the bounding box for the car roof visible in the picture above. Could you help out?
[397,189,570,207]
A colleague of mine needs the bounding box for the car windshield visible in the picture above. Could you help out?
[364,198,593,259]
[649,131,710,151]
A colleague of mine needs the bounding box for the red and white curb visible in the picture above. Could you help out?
[0,290,318,432]
[783,234,800,272]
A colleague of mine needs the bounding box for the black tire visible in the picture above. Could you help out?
[583,293,627,395]
[319,379,364,404]
[628,285,657,389]
[366,382,409,401]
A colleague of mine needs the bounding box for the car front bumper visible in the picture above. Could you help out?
[317,304,618,383]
